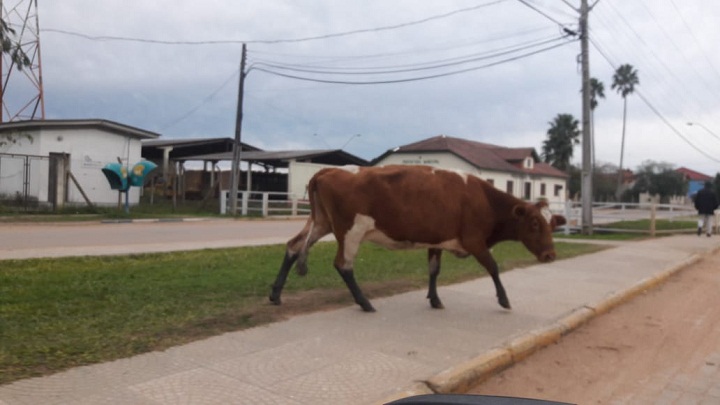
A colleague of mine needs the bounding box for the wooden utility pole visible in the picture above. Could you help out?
[580,0,593,235]
[229,44,247,215]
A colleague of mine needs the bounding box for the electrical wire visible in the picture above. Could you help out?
[590,37,720,163]
[250,38,575,85]
[249,35,570,75]
[42,1,507,46]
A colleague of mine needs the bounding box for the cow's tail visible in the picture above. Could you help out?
[294,172,324,275]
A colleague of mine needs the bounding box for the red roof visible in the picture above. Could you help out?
[676,167,713,181]
[374,135,569,179]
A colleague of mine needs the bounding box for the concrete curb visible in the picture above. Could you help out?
[377,250,709,403]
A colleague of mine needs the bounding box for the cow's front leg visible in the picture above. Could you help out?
[474,250,511,309]
[427,249,444,309]
[335,266,375,312]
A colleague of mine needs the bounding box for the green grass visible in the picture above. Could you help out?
[0,241,602,384]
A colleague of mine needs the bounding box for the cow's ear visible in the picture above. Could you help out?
[553,215,567,227]
[512,204,527,218]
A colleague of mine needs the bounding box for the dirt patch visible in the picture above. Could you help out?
[466,249,720,403]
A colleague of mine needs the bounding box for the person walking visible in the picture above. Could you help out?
[694,181,719,237]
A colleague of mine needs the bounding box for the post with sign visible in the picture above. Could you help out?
[101,160,157,213]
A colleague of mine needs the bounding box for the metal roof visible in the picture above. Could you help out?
[0,119,160,139]
[177,149,369,167]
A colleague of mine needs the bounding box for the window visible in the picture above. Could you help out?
[506,180,514,195]
[540,183,546,196]
[524,182,532,200]
[524,157,534,169]
[554,184,563,197]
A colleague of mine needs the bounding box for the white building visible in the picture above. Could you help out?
[372,135,569,206]
[0,119,159,208]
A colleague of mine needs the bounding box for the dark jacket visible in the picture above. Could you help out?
[694,186,719,215]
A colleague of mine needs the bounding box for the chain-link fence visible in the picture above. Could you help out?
[0,153,49,211]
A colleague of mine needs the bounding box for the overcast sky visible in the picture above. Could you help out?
[7,0,720,176]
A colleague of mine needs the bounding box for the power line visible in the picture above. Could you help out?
[250,39,575,85]
[590,37,720,163]
[249,35,569,76]
[515,0,575,29]
[42,1,507,46]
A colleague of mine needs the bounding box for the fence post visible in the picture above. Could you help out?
[220,190,227,214]
[262,192,269,216]
[649,203,656,237]
[241,192,248,216]
[291,196,298,216]
[564,200,571,235]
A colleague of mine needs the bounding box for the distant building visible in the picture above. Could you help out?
[676,167,713,199]
[0,119,159,208]
[372,135,569,205]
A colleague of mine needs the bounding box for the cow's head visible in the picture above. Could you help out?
[512,201,567,263]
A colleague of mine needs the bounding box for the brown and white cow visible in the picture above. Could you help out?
[269,165,566,312]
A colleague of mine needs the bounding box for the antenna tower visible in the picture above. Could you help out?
[0,0,44,122]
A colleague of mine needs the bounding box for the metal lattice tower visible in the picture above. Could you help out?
[0,0,44,122]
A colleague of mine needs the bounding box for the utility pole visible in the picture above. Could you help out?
[229,43,247,215]
[580,0,593,235]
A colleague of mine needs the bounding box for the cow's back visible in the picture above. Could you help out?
[310,165,493,245]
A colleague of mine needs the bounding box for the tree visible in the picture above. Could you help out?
[542,113,580,172]
[0,18,30,70]
[630,160,686,203]
[611,64,639,199]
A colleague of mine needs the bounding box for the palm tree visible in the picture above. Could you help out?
[542,113,580,172]
[611,64,639,200]
[589,78,605,169]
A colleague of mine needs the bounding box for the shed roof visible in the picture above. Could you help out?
[141,138,259,160]
[0,119,160,139]
[374,135,568,178]
[177,149,369,167]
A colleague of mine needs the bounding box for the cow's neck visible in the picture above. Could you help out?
[485,186,526,246]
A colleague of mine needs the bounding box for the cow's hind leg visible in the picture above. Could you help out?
[334,239,375,312]
[427,249,444,309]
[269,219,329,305]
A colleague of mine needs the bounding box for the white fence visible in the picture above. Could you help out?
[220,193,714,234]
[553,201,714,235]
[220,190,310,216]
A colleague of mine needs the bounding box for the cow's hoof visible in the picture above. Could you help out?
[498,296,511,310]
[429,298,445,309]
[359,301,376,312]
[295,261,308,276]
[269,295,282,305]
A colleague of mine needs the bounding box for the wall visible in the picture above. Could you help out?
[288,161,337,200]
[1,127,145,206]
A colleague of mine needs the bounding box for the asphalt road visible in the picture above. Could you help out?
[0,218,310,260]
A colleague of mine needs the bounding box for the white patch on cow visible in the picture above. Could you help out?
[431,168,468,184]
[342,214,375,268]
[338,165,360,174]
[342,214,471,266]
[540,207,553,225]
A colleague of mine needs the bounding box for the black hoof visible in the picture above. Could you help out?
[269,294,282,305]
[359,301,376,312]
[498,295,511,310]
[429,297,445,309]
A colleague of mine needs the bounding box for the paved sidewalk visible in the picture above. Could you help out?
[1,235,718,404]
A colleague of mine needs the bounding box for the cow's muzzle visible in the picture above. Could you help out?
[539,250,556,263]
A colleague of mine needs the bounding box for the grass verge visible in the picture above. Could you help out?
[0,241,603,385]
